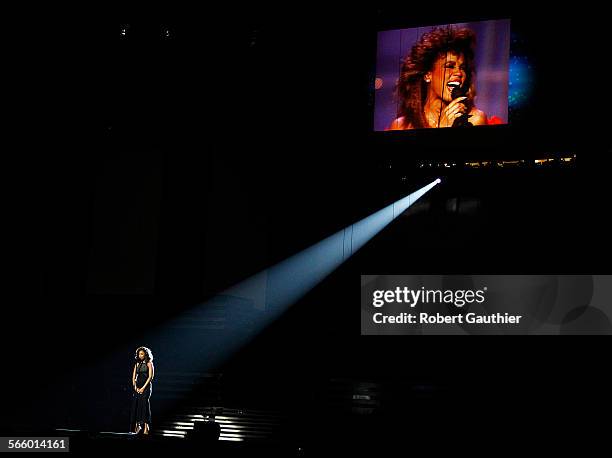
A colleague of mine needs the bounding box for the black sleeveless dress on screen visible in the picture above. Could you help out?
[130,361,152,430]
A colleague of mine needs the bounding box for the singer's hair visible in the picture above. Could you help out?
[395,26,476,129]
[134,346,154,363]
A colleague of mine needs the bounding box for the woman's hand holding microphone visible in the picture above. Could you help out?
[440,96,468,128]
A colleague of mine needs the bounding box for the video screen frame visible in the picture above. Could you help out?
[373,18,511,132]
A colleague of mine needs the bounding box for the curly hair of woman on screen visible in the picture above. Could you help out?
[389,26,496,130]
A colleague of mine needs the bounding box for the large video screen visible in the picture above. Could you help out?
[374,19,511,131]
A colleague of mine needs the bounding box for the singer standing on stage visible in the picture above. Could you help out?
[130,346,155,434]
[388,26,493,130]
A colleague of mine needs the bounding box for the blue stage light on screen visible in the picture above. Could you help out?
[509,56,532,109]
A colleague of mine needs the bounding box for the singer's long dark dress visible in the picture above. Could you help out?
[130,361,152,430]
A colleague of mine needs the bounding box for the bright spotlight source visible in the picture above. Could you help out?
[436,178,442,184]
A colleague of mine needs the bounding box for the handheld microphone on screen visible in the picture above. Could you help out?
[448,81,473,127]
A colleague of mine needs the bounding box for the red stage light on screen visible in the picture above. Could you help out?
[374,78,383,90]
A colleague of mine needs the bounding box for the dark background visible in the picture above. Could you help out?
[3,3,610,444]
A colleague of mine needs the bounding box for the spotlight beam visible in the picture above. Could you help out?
[77,178,442,420]
[135,178,442,369]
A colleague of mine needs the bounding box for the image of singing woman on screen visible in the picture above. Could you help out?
[384,26,505,130]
